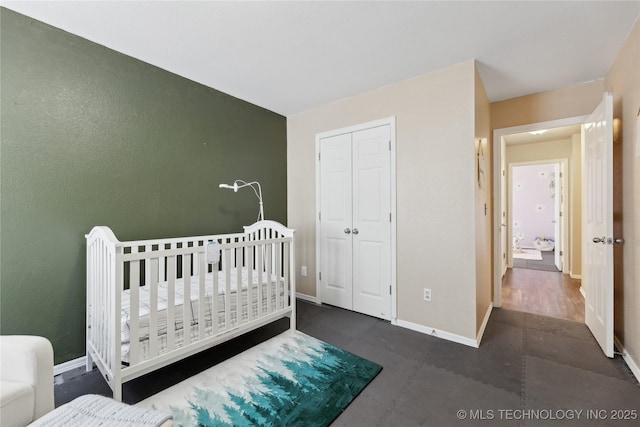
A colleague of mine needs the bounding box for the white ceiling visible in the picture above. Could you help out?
[2,1,638,116]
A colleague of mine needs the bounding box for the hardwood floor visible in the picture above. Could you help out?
[502,267,584,323]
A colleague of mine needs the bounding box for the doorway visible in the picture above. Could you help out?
[501,268,584,322]
[510,160,565,273]
[493,120,585,322]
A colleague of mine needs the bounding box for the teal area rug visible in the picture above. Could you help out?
[137,331,382,426]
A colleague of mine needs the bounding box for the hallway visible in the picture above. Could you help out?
[501,267,584,323]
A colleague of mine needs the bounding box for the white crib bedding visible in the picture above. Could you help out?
[120,268,284,364]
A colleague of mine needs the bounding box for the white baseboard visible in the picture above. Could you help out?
[579,286,585,298]
[476,303,494,345]
[395,319,479,348]
[570,272,582,280]
[54,355,87,376]
[614,336,640,383]
[296,293,319,304]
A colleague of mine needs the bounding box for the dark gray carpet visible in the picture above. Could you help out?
[513,249,560,272]
[54,301,639,426]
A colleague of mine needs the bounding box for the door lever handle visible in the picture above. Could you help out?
[592,237,624,245]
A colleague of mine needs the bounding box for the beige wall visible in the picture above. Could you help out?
[288,61,481,340]
[475,68,492,333]
[604,17,640,371]
[491,80,604,130]
[506,139,573,165]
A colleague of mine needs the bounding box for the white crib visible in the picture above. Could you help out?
[85,220,295,401]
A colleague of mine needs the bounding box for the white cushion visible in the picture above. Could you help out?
[1,380,35,427]
[0,336,54,423]
[29,394,173,427]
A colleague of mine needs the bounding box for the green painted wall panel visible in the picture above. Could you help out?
[0,8,287,363]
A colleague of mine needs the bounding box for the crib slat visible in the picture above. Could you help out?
[107,244,113,368]
[129,252,140,366]
[275,241,281,310]
[94,242,101,364]
[86,242,92,367]
[113,247,123,401]
[96,242,102,362]
[166,254,176,353]
[224,248,231,331]
[95,242,103,363]
[235,247,241,326]
[182,253,191,346]
[257,241,263,318]
[212,244,219,336]
[149,257,159,358]
[266,244,273,314]
[158,252,165,282]
[99,242,105,364]
[105,245,110,369]
[198,249,206,340]
[247,244,254,323]
[230,238,236,270]
[145,245,151,286]
[242,243,248,324]
[284,242,290,310]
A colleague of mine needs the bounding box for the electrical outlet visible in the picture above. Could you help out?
[423,288,432,302]
[301,266,307,277]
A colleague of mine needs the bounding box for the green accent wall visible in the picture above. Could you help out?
[0,8,287,364]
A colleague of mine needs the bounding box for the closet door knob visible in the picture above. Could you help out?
[352,228,359,235]
[344,228,351,234]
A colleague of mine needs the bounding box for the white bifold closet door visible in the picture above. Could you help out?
[319,124,391,320]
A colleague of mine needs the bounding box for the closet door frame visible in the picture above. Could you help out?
[315,117,398,324]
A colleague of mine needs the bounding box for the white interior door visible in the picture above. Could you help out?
[583,93,614,358]
[554,163,562,271]
[318,123,392,320]
[500,137,508,276]
[352,126,391,320]
[319,133,353,310]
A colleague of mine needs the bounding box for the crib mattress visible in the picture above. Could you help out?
[120,268,284,364]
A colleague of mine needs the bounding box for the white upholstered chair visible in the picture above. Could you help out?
[0,336,54,427]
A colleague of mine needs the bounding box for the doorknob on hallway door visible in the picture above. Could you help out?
[592,237,625,244]
[352,228,359,235]
[344,228,351,234]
